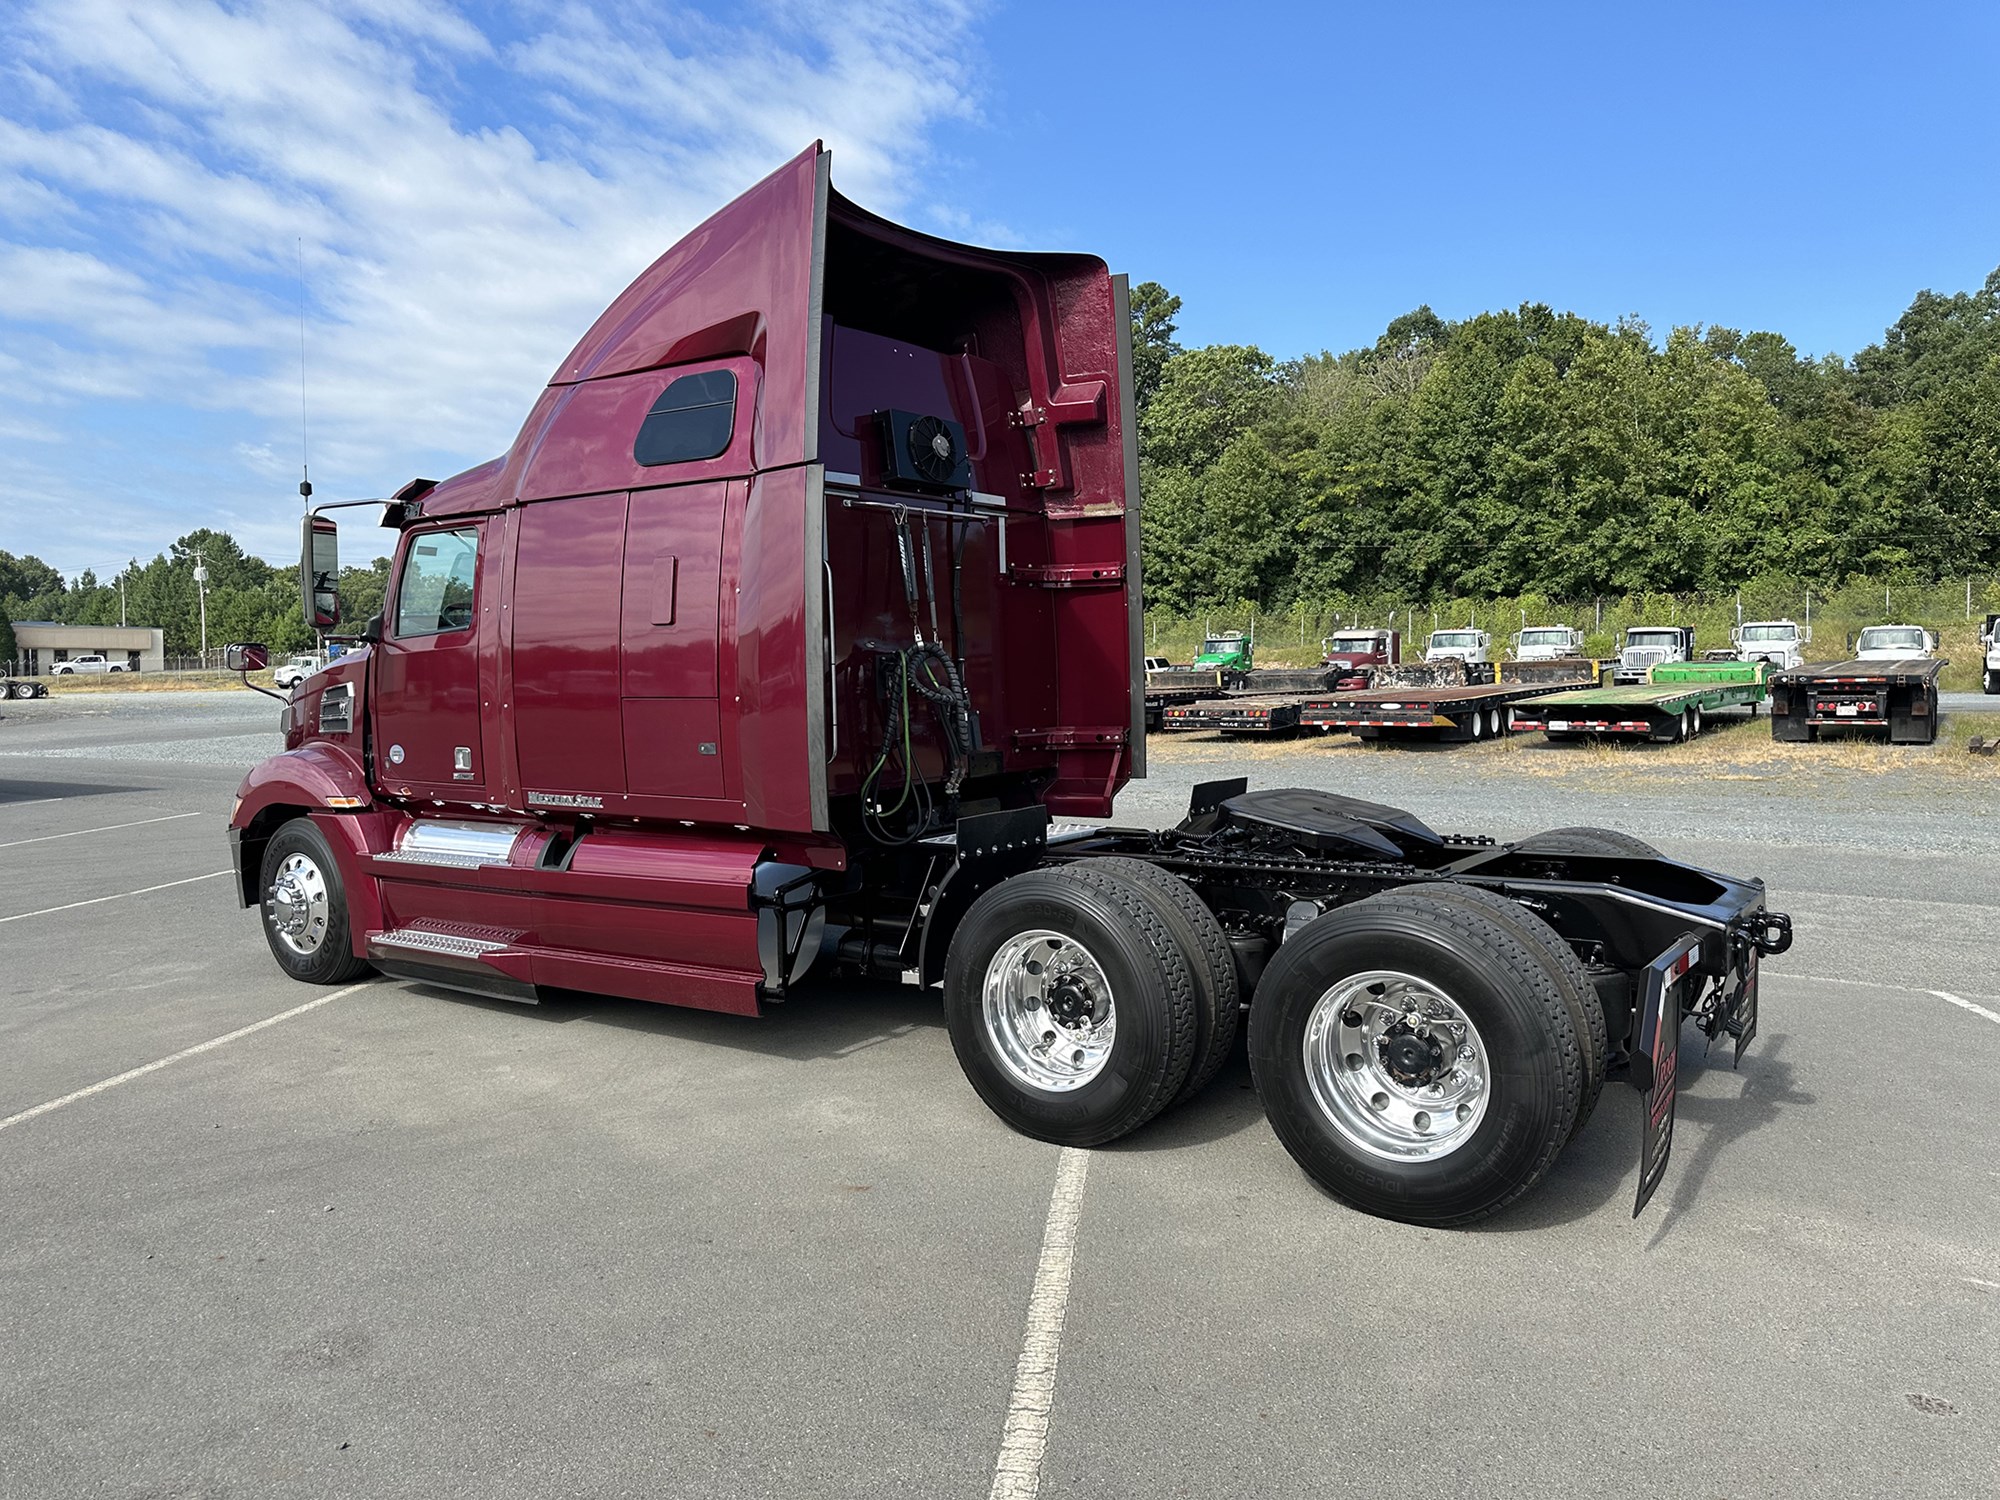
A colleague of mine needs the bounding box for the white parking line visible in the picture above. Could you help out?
[0,810,200,849]
[1930,990,2000,1027]
[990,1147,1091,1500]
[1770,972,2000,1023]
[0,981,373,1134]
[0,870,231,924]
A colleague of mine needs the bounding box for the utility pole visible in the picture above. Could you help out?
[119,570,127,627]
[192,551,209,666]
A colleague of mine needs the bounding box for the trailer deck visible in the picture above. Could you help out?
[1301,660,1598,742]
[1511,663,1766,742]
[1768,657,1946,744]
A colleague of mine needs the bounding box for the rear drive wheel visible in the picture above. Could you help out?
[1515,826,1659,858]
[1248,890,1583,1226]
[1077,858,1240,1106]
[1985,669,1999,695]
[945,864,1199,1146]
[258,819,370,984]
[1397,882,1607,1139]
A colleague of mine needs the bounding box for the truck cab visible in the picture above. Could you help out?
[1423,628,1490,666]
[1189,632,1254,682]
[1615,625,1695,685]
[1853,625,1935,661]
[1733,619,1810,670]
[1510,625,1584,663]
[1318,629,1399,689]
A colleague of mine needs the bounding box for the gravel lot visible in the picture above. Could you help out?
[2,690,1996,1498]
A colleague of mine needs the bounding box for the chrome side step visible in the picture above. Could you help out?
[372,926,517,959]
[373,849,502,871]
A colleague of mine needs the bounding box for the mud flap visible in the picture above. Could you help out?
[1631,935,1701,1217]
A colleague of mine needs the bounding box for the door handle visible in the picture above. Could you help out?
[651,553,678,625]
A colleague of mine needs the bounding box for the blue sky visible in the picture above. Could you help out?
[4,0,1997,577]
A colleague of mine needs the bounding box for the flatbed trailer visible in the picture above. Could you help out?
[1144,669,1224,732]
[1511,662,1765,742]
[1768,658,1945,744]
[1301,660,1597,743]
[1214,695,1308,737]
[1160,699,1219,732]
[2,678,50,700]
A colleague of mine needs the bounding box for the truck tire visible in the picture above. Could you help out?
[1247,889,1583,1226]
[1468,712,1485,741]
[944,863,1199,1147]
[1394,881,1607,1140]
[1075,857,1240,1107]
[1515,826,1659,858]
[1986,669,1998,696]
[258,818,371,985]
[1690,703,1703,736]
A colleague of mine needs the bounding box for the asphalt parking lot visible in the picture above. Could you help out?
[3,690,1997,1498]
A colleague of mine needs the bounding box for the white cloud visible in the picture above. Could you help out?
[0,0,987,572]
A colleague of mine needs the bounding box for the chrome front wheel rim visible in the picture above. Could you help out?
[1302,970,1490,1160]
[266,852,331,956]
[982,929,1116,1092]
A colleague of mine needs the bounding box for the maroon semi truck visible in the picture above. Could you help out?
[226,145,1790,1225]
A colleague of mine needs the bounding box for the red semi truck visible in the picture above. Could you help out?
[226,145,1790,1225]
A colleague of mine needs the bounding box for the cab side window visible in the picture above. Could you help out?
[394,527,479,637]
[633,369,736,466]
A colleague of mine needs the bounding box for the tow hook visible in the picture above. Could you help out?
[1752,912,1793,957]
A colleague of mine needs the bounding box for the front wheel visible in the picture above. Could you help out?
[1248,890,1583,1226]
[1985,669,1998,696]
[258,819,371,984]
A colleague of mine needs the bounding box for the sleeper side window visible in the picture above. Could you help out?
[633,369,737,466]
[393,527,479,637]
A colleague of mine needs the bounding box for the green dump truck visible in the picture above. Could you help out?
[1509,659,1767,743]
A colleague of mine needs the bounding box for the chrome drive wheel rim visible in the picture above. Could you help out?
[1302,970,1490,1160]
[982,929,1116,1092]
[266,852,331,956]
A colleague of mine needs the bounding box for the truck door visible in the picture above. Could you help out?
[373,522,489,798]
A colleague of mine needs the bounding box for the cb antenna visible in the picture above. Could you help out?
[297,236,312,504]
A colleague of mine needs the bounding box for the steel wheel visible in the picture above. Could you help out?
[1468,712,1484,741]
[265,851,332,957]
[1301,969,1490,1160]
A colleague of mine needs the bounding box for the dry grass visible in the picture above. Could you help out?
[21,671,270,693]
[1148,711,2000,786]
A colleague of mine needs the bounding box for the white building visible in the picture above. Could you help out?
[10,623,166,674]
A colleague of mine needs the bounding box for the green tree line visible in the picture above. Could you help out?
[1130,268,2000,613]
[1,535,392,662]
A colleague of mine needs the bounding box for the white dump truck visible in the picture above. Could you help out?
[1511,625,1586,662]
[1423,628,1491,666]
[1733,620,1811,671]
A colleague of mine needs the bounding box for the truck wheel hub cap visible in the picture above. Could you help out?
[266,854,330,956]
[983,930,1115,1093]
[1303,971,1490,1160]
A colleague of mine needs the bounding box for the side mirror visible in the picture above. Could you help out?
[361,615,383,644]
[225,643,269,673]
[301,514,341,629]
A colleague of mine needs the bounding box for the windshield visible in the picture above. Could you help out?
[1327,636,1378,653]
[1430,632,1481,648]
[1626,631,1679,650]
[1857,627,1924,652]
[1519,630,1570,647]
[1200,637,1242,655]
[1739,624,1796,642]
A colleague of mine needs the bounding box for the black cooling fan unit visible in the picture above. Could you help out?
[877,409,972,492]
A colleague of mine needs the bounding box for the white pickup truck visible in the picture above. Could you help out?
[50,653,128,675]
[1424,628,1491,665]
[1733,620,1811,670]
[1982,613,1999,695]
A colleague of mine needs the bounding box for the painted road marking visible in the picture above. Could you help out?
[1768,972,2000,1023]
[989,1146,1091,1500]
[0,810,201,849]
[0,981,374,1135]
[0,870,231,924]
